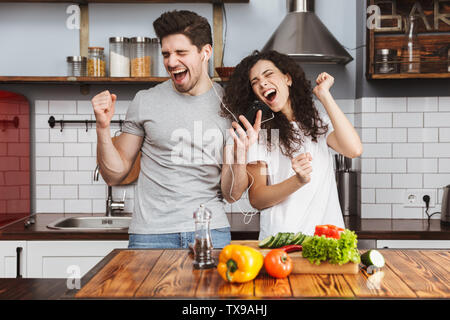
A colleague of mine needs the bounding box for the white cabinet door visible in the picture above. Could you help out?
[0,241,27,278]
[27,241,128,278]
[377,240,450,249]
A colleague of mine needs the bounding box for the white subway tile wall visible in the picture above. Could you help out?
[439,97,450,111]
[33,97,450,220]
[34,100,131,214]
[359,96,450,219]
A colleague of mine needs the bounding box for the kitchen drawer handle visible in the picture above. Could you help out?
[16,247,23,278]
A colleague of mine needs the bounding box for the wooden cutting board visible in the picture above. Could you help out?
[231,240,360,275]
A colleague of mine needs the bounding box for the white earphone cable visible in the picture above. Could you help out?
[203,60,257,224]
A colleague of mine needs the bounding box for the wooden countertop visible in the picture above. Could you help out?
[65,247,450,299]
[1,213,450,241]
[0,278,67,300]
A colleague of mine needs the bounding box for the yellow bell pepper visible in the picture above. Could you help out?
[217,244,264,283]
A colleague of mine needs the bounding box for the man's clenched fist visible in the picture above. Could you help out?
[91,90,117,129]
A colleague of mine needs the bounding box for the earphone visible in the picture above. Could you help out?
[203,52,207,61]
[205,70,259,225]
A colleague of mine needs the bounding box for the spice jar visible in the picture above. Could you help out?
[66,56,87,77]
[109,37,130,77]
[88,47,106,77]
[130,37,151,77]
[149,38,160,76]
[375,49,398,74]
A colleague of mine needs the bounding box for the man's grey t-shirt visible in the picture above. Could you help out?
[122,80,232,234]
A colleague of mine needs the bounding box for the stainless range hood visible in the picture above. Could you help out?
[262,0,353,65]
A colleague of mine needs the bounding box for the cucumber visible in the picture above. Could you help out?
[258,235,274,248]
[295,234,306,245]
[265,235,278,248]
[286,232,296,245]
[276,232,291,247]
[291,232,303,245]
[361,250,385,268]
[269,232,283,248]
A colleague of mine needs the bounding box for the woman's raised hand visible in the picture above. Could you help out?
[313,72,334,99]
[291,152,313,185]
[229,110,262,164]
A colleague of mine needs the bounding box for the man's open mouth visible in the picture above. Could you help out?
[171,68,188,82]
[263,88,277,102]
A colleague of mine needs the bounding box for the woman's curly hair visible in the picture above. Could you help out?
[221,50,329,158]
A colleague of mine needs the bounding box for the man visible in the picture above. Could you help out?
[91,10,260,248]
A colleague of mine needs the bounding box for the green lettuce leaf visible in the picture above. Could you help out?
[302,229,361,265]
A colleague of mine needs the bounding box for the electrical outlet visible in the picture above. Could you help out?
[404,189,436,208]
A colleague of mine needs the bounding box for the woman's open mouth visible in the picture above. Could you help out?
[263,88,277,103]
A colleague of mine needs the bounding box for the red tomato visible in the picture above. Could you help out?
[327,228,340,239]
[315,225,343,239]
[264,249,293,279]
[314,225,329,237]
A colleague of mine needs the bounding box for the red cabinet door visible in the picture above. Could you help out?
[0,91,30,226]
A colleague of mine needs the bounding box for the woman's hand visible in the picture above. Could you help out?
[229,110,262,164]
[291,152,313,185]
[313,72,334,99]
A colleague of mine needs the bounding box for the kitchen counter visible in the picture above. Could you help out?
[0,278,67,300]
[344,216,450,240]
[1,213,449,241]
[0,213,130,240]
[60,246,450,299]
[1,245,449,300]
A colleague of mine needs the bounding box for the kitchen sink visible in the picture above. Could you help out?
[47,216,131,231]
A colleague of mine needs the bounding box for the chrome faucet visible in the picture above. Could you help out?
[94,165,125,217]
[93,165,100,181]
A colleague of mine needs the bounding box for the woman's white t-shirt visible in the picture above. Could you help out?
[247,112,344,240]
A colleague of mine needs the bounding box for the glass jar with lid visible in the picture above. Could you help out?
[66,56,87,77]
[149,38,160,76]
[109,37,130,77]
[375,49,398,74]
[130,37,151,77]
[88,47,106,77]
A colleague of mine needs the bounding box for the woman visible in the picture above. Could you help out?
[222,50,362,239]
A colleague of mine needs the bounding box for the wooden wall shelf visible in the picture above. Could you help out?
[0,76,228,84]
[366,0,450,80]
[0,1,248,3]
[1,0,243,82]
[0,76,169,84]
[371,73,450,79]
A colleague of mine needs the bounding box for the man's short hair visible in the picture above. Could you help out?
[153,10,212,51]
